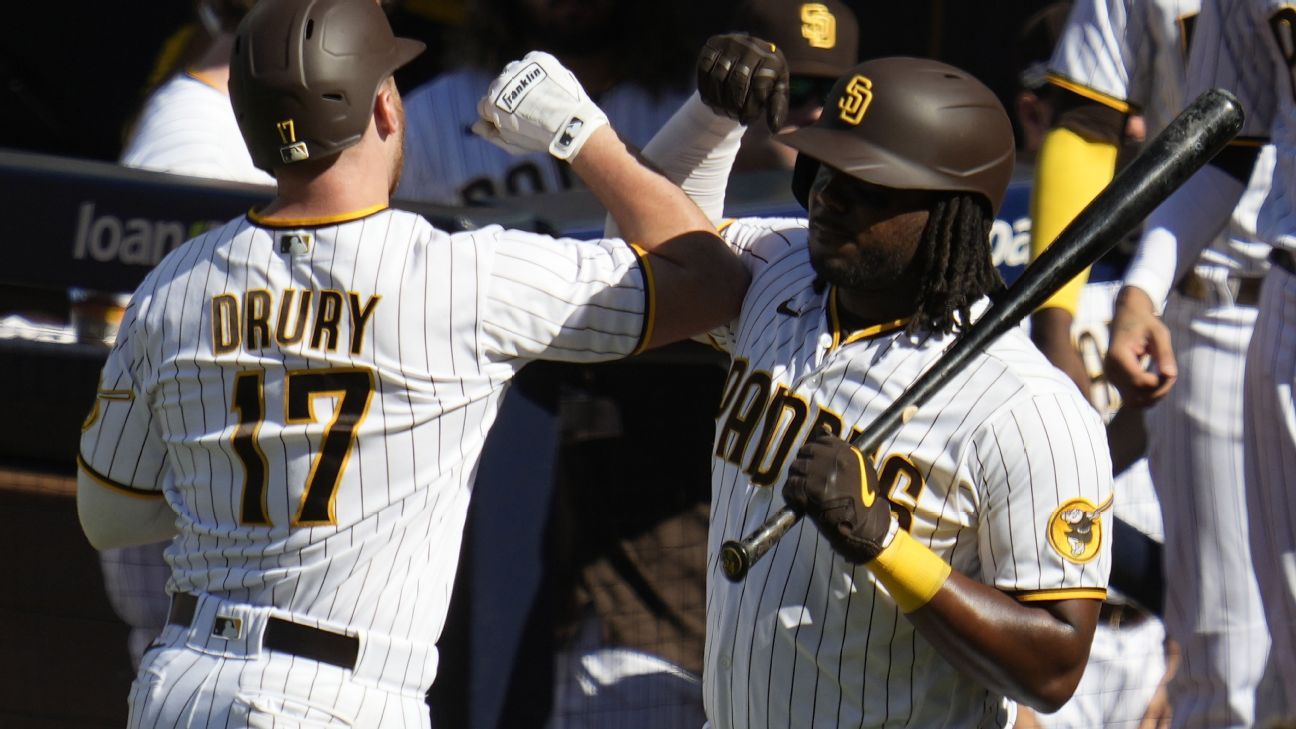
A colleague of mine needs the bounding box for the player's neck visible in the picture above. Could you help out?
[261,152,391,221]
[834,284,920,332]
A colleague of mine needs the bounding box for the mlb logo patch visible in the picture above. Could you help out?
[212,615,244,641]
[555,117,584,152]
[279,233,312,256]
[280,142,310,164]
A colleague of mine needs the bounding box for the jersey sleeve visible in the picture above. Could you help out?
[78,296,169,496]
[477,227,655,362]
[968,392,1114,602]
[1046,0,1138,111]
[700,217,806,353]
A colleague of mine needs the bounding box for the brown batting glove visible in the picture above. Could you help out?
[783,427,894,564]
[696,33,790,133]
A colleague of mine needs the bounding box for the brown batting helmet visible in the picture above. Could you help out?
[229,0,424,172]
[780,56,1015,214]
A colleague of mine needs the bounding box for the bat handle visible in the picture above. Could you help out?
[720,507,801,582]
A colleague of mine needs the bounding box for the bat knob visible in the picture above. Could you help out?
[720,540,751,582]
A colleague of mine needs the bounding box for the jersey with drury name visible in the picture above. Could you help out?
[120,72,274,187]
[1047,0,1198,136]
[78,206,652,668]
[704,218,1114,729]
[398,68,689,205]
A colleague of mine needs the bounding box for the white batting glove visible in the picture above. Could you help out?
[473,51,609,160]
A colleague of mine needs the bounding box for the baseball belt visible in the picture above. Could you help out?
[167,593,359,670]
[1176,270,1263,307]
[1098,600,1152,630]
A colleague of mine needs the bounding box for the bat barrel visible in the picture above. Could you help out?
[720,88,1244,583]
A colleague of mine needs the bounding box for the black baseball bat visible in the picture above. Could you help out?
[719,87,1244,582]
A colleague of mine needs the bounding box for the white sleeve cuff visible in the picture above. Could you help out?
[1123,162,1246,309]
[605,92,745,237]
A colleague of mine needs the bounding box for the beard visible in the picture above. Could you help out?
[809,234,918,293]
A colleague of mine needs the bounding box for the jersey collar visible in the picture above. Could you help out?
[248,203,389,228]
[826,287,910,351]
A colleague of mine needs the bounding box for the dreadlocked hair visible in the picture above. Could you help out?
[908,192,1005,336]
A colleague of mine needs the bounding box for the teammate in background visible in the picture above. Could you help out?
[1104,0,1295,722]
[396,0,722,206]
[1017,1,1194,726]
[120,0,275,185]
[74,0,749,725]
[98,0,276,671]
[726,0,859,173]
[1012,2,1074,171]
[1035,1,1275,726]
[646,39,1114,726]
[544,8,856,726]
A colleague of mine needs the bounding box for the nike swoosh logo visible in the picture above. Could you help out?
[776,298,802,317]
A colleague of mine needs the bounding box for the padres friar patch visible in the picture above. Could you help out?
[1047,496,1112,564]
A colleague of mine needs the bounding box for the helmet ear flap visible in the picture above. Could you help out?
[791,153,819,211]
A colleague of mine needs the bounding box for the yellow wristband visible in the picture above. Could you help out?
[869,529,952,613]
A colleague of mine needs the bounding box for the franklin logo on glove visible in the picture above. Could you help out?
[474,51,610,161]
[495,63,547,113]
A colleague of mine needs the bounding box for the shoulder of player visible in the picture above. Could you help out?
[721,216,807,257]
[960,332,1104,444]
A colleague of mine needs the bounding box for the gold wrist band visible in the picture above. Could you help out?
[869,529,952,613]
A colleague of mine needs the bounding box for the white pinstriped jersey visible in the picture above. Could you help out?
[704,218,1114,729]
[1048,0,1197,136]
[1052,0,1274,279]
[120,72,274,186]
[78,206,655,687]
[397,67,689,205]
[1242,0,1296,253]
[1179,0,1278,277]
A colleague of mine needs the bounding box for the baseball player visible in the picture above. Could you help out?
[74,0,750,726]
[395,0,697,206]
[120,0,273,185]
[652,45,1115,727]
[103,0,275,672]
[1108,0,1296,720]
[1031,1,1275,726]
[1023,1,1185,726]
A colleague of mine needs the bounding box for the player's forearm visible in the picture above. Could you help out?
[573,125,749,345]
[1029,126,1117,315]
[907,573,1098,713]
[1123,161,1246,306]
[573,126,718,245]
[612,92,745,233]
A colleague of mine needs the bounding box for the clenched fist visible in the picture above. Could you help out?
[783,427,894,564]
[474,51,609,160]
[696,33,789,133]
